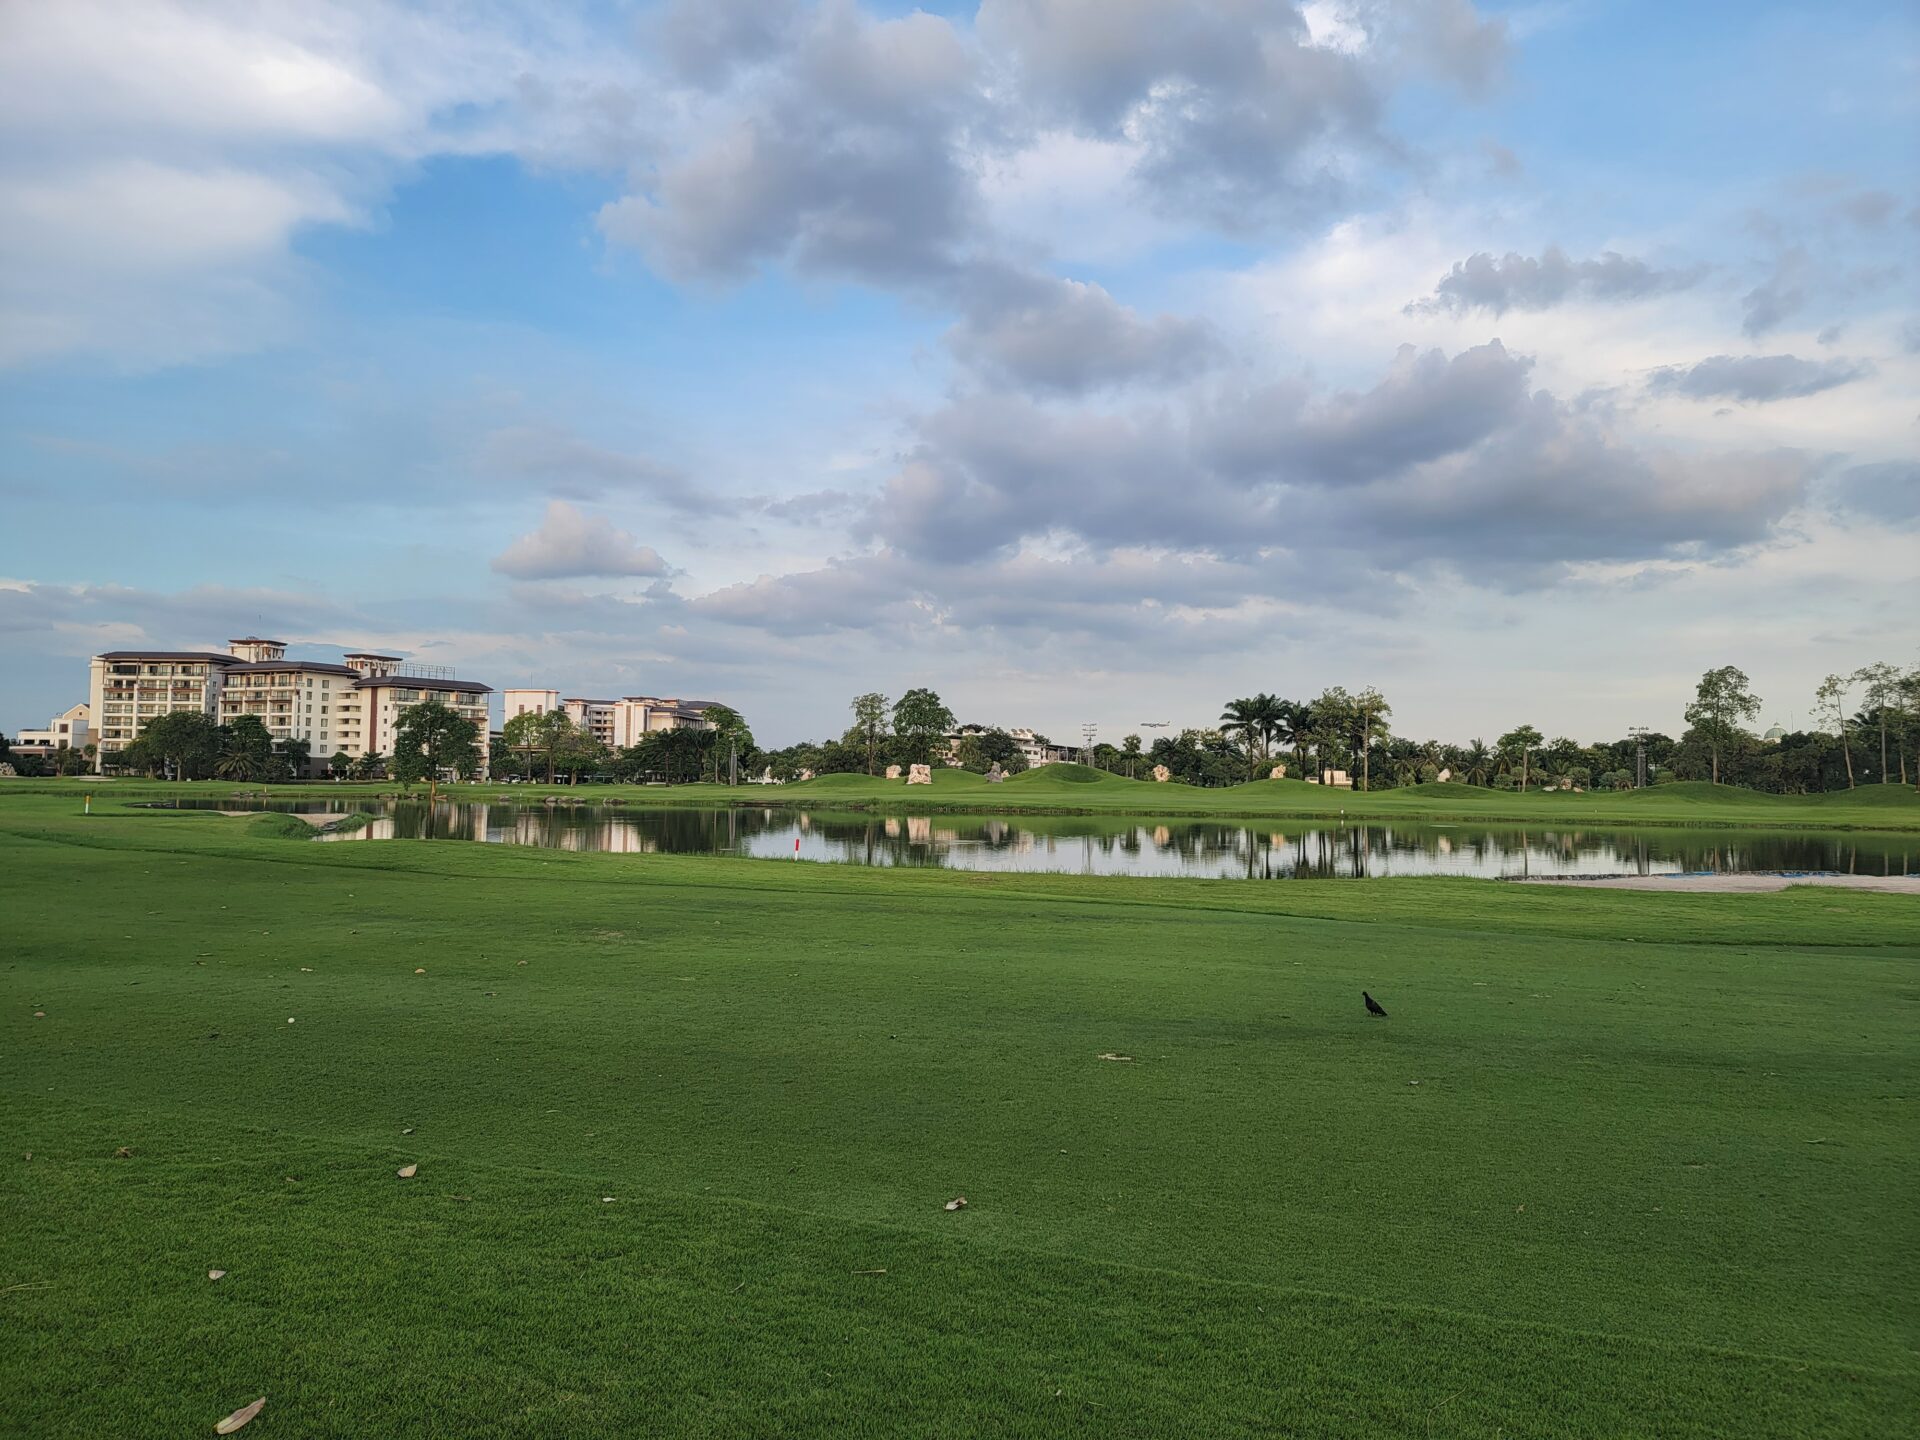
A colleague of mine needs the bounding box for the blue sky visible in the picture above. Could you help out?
[1,0,1914,747]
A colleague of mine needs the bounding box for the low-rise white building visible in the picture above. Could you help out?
[11,702,92,760]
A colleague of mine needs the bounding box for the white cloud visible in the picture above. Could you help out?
[490,501,672,581]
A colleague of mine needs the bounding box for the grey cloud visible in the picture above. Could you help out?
[860,340,1814,580]
[1208,340,1532,483]
[1836,189,1896,229]
[490,500,672,580]
[1828,461,1920,526]
[1407,246,1705,316]
[1647,353,1874,403]
[1741,247,1809,337]
[650,0,801,87]
[980,0,1385,230]
[478,425,715,514]
[1901,318,1920,355]
[947,270,1220,394]
[1354,0,1509,97]
[753,489,863,524]
[599,5,979,285]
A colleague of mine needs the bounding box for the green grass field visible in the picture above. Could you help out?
[3,791,1916,1437]
[18,767,1920,831]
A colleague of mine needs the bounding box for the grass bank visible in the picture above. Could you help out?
[14,767,1920,831]
[1,791,1914,1437]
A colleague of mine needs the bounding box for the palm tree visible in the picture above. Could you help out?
[1219,698,1262,783]
[1462,739,1492,786]
[214,745,259,781]
[1288,702,1315,780]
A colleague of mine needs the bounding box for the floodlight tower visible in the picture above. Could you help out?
[1081,722,1098,766]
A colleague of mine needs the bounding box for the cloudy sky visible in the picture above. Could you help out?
[1,0,1914,747]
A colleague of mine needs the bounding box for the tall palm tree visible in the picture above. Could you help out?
[1248,693,1285,774]
[1462,739,1493,787]
[1289,702,1316,780]
[1218,698,1261,783]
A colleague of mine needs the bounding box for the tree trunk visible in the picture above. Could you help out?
[1710,744,1718,785]
[1841,734,1854,788]
[1880,719,1888,784]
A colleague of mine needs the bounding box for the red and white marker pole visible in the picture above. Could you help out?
[794,837,801,860]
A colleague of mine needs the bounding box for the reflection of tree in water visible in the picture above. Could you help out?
[303,801,1918,879]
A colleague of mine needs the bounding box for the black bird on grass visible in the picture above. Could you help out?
[1363,991,1388,1018]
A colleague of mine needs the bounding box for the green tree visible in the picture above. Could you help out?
[1685,666,1761,786]
[391,701,480,812]
[275,737,313,781]
[503,708,579,784]
[1307,688,1355,780]
[142,711,220,780]
[328,750,351,778]
[1218,697,1264,782]
[1854,661,1901,784]
[1813,674,1856,788]
[1461,739,1493,786]
[703,705,754,784]
[1497,724,1544,792]
[1353,687,1391,792]
[347,750,386,781]
[1120,733,1142,779]
[849,692,890,775]
[215,715,275,782]
[891,688,956,765]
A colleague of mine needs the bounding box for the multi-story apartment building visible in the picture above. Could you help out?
[92,638,493,775]
[216,639,364,772]
[89,649,243,765]
[500,689,719,751]
[355,672,494,768]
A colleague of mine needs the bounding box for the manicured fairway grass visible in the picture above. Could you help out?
[3,792,1916,1437]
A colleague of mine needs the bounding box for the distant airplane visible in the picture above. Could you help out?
[1140,721,1170,728]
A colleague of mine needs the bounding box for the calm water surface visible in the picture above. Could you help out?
[147,798,1920,880]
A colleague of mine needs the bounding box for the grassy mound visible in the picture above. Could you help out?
[1002,762,1130,788]
[792,772,881,790]
[246,811,320,840]
[1626,781,1776,805]
[1387,780,1493,800]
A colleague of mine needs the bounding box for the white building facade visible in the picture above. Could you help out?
[91,638,492,775]
[12,702,92,757]
[500,689,719,751]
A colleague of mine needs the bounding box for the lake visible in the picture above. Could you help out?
[143,798,1920,880]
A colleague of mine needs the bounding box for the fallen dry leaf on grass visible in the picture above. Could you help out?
[214,1397,265,1433]
[208,1269,226,1281]
[401,1127,414,1135]
[32,1011,45,1019]
[299,967,312,973]
[114,1147,133,1158]
[397,1163,418,1179]
[414,968,426,975]
[944,1196,968,1211]
[1097,1053,1133,1063]
[852,1268,888,1275]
